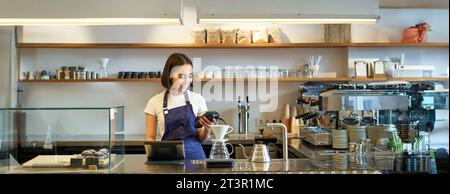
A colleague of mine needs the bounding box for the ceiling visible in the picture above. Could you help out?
[380,0,449,9]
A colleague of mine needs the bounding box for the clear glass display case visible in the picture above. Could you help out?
[0,106,125,173]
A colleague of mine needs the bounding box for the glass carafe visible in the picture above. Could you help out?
[209,140,234,159]
[97,58,110,79]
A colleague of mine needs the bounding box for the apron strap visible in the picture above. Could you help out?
[163,90,191,115]
[184,91,191,105]
[163,90,169,115]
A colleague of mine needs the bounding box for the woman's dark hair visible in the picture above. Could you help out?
[161,53,193,89]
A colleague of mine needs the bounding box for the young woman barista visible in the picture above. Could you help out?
[144,53,214,160]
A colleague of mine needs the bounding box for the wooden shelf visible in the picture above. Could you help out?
[349,42,449,47]
[18,77,448,83]
[203,77,448,82]
[351,77,388,82]
[16,43,349,48]
[387,77,449,81]
[20,78,349,83]
[18,78,161,83]
[16,42,449,49]
[201,77,352,82]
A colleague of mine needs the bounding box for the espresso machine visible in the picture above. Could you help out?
[297,81,448,149]
[296,82,337,146]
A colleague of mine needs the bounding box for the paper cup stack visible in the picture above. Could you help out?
[347,125,367,143]
[332,129,348,149]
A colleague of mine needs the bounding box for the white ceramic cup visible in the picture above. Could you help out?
[210,125,233,140]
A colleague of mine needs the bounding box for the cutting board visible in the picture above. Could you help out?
[23,155,71,167]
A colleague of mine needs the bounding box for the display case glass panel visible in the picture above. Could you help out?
[0,107,125,173]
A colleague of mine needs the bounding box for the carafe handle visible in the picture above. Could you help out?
[226,143,234,156]
[226,126,233,134]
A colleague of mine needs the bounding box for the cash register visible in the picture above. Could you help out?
[144,141,185,165]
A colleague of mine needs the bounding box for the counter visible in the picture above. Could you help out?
[19,133,297,146]
[6,134,435,174]
[120,155,384,174]
[20,134,257,147]
[6,154,399,174]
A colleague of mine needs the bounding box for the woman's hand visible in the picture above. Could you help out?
[198,116,215,128]
[197,117,215,142]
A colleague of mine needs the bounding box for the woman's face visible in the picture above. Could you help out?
[169,64,193,95]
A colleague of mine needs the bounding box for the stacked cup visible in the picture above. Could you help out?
[332,154,349,170]
[347,125,367,143]
[332,129,348,149]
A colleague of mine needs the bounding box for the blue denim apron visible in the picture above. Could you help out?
[161,90,206,160]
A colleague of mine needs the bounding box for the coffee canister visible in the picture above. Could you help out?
[131,72,138,79]
[86,71,92,79]
[149,72,156,78]
[138,72,147,78]
[118,72,125,79]
[124,72,131,79]
[91,71,96,79]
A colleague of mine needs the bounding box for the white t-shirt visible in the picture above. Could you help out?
[144,90,208,140]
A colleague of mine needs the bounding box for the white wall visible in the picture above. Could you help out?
[19,8,449,43]
[19,48,347,138]
[353,9,449,42]
[14,0,449,149]
[0,27,12,157]
[0,27,12,107]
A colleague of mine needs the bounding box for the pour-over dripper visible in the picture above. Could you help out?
[210,125,233,140]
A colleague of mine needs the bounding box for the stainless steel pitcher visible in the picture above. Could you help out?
[238,142,271,163]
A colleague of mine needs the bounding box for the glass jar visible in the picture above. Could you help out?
[303,64,312,78]
[257,67,266,78]
[288,69,297,78]
[413,131,430,151]
[269,69,279,78]
[222,69,229,79]
[296,69,303,78]
[79,67,86,79]
[279,69,288,78]
[234,67,243,78]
